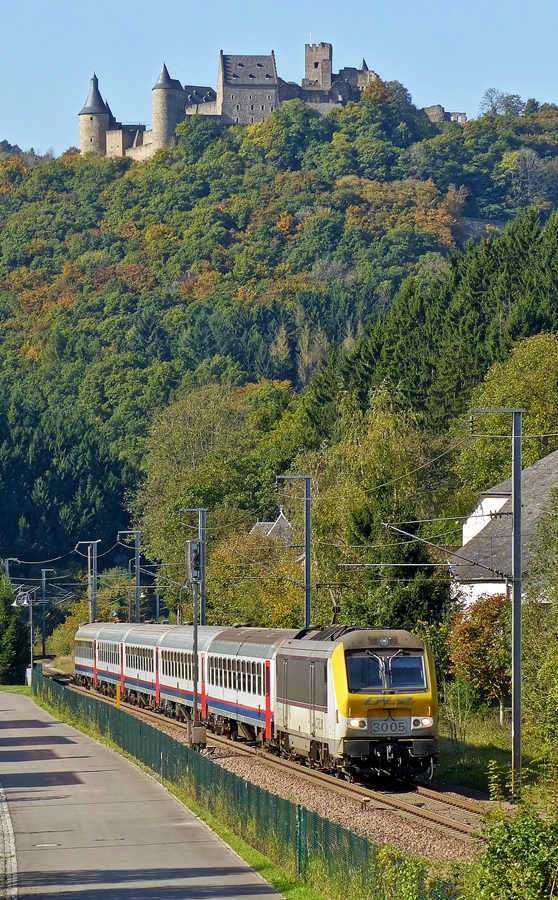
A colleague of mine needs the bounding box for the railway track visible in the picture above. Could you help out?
[42,670,485,842]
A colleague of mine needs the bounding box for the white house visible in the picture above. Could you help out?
[449,449,558,602]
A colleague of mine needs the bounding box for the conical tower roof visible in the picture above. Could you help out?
[153,63,173,90]
[79,74,108,116]
[152,63,183,91]
[360,58,369,72]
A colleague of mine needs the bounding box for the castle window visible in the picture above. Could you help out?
[248,73,255,79]
[314,62,319,69]
[270,107,274,112]
[235,117,239,123]
[250,104,254,110]
[265,74,272,79]
[268,95,272,100]
[256,63,263,68]
[237,62,244,67]
[237,105,240,110]
[249,95,252,100]
[231,94,234,99]
[261,105,265,110]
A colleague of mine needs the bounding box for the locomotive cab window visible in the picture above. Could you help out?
[346,650,427,692]
[389,653,425,689]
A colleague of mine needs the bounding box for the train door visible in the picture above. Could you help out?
[309,662,316,737]
[281,659,288,730]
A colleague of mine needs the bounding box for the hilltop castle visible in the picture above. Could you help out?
[79,42,466,160]
[79,43,380,160]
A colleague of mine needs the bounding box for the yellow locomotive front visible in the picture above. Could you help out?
[332,629,438,777]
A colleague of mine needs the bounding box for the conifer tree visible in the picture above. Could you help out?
[0,576,29,684]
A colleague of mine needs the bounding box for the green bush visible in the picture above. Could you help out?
[471,808,558,899]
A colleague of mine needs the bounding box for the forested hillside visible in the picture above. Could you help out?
[2,81,558,565]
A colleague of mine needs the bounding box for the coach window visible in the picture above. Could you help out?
[257,663,262,695]
[247,663,252,693]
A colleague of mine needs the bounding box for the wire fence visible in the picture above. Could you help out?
[32,667,459,900]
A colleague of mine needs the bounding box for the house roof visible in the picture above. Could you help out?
[249,507,292,540]
[183,85,216,104]
[222,53,278,87]
[450,448,558,583]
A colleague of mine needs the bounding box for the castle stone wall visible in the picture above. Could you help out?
[126,137,156,161]
[221,86,279,125]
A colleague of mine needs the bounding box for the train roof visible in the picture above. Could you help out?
[74,623,425,655]
[74,623,298,657]
[279,627,426,656]
[159,626,223,652]
[208,627,298,659]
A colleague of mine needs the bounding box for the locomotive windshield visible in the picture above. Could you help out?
[346,650,427,692]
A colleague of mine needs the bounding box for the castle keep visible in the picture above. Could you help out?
[79,42,466,159]
[79,43,380,159]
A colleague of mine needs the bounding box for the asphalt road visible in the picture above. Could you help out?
[0,692,279,900]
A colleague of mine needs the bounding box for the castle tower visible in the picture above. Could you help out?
[78,74,109,154]
[303,43,333,90]
[151,63,186,151]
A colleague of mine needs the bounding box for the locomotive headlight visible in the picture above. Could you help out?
[412,716,434,729]
[348,718,367,729]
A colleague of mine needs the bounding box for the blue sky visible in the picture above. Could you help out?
[1,0,557,154]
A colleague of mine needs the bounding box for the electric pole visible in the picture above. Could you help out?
[185,539,206,748]
[41,568,55,657]
[118,530,141,623]
[276,475,312,628]
[76,540,101,622]
[471,408,523,796]
[179,509,207,624]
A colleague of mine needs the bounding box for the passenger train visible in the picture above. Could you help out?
[75,622,438,777]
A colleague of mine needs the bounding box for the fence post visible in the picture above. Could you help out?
[296,804,304,876]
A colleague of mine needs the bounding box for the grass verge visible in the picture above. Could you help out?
[0,685,31,695]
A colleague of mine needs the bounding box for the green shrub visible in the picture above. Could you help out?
[471,808,558,899]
